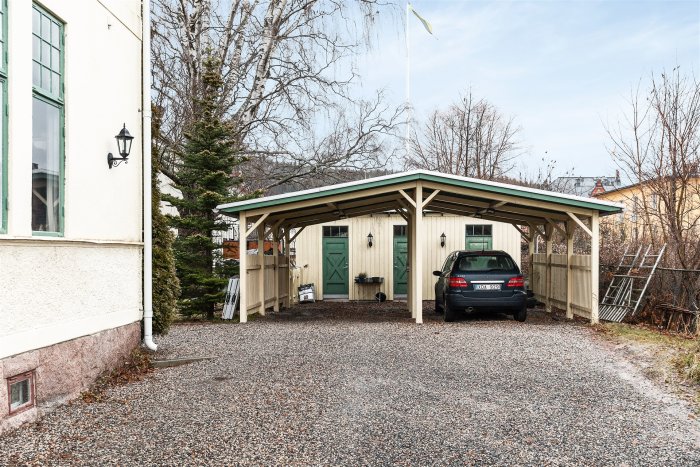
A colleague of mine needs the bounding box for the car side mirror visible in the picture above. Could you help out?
[432,270,441,276]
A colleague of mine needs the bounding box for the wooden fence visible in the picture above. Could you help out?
[532,253,592,319]
[245,253,289,315]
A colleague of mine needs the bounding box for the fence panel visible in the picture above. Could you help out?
[532,253,591,319]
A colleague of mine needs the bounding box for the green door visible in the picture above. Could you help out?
[393,226,408,295]
[466,236,492,251]
[323,236,349,296]
[465,224,493,251]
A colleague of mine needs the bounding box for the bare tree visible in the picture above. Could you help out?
[607,67,700,314]
[607,68,700,268]
[152,0,401,192]
[241,91,404,192]
[406,90,521,179]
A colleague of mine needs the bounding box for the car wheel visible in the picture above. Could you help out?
[435,298,443,314]
[514,306,527,322]
[444,302,456,322]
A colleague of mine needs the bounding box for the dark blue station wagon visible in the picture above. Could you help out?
[433,250,528,322]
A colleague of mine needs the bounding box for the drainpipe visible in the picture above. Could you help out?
[142,0,157,351]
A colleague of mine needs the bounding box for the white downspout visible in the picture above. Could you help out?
[142,0,157,351]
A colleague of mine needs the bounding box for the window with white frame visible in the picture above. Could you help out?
[7,371,35,415]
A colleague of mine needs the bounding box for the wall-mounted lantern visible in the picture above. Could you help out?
[440,232,446,248]
[107,124,134,169]
[367,232,374,248]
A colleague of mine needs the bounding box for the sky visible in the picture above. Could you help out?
[348,0,700,180]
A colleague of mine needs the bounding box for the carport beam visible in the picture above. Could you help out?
[284,228,291,309]
[413,182,424,324]
[591,212,600,324]
[273,227,280,312]
[545,224,553,313]
[239,211,248,323]
[407,211,414,317]
[257,224,266,316]
[566,220,575,320]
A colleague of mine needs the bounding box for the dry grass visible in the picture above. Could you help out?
[81,349,153,403]
[595,322,700,409]
[596,322,697,349]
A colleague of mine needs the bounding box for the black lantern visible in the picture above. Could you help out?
[367,232,374,248]
[440,232,446,247]
[107,124,134,169]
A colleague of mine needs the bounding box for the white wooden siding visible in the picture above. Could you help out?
[292,214,521,301]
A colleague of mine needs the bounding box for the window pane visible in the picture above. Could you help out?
[323,226,331,237]
[51,22,60,47]
[41,16,50,41]
[338,226,348,237]
[10,379,29,409]
[51,47,59,70]
[41,66,51,91]
[33,36,41,61]
[51,72,60,95]
[32,9,40,35]
[466,225,473,236]
[484,225,492,236]
[41,41,50,66]
[32,62,41,87]
[32,98,61,232]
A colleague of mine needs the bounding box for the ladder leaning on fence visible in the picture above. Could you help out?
[222,276,240,320]
[599,244,666,323]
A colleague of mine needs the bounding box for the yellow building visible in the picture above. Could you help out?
[594,177,700,242]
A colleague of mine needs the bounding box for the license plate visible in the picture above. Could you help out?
[474,284,501,291]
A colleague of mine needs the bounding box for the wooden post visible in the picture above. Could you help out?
[257,224,266,316]
[407,211,414,317]
[528,224,535,295]
[545,224,553,313]
[591,212,600,324]
[273,227,280,312]
[239,211,248,323]
[414,182,424,324]
[566,220,575,319]
[284,228,291,309]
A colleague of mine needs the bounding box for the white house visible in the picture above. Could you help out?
[0,0,151,433]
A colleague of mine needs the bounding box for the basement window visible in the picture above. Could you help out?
[7,371,35,415]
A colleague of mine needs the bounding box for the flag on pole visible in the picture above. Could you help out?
[408,3,433,35]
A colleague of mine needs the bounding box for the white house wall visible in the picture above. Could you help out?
[293,214,521,301]
[1,0,144,432]
[1,1,143,358]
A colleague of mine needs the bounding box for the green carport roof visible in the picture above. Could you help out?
[217,170,623,216]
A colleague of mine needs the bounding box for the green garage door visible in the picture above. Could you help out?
[322,226,349,297]
[393,225,408,295]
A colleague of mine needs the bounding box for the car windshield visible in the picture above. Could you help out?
[456,255,515,272]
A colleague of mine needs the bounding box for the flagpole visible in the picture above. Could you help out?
[405,2,411,161]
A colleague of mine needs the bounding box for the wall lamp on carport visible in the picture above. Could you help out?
[367,232,374,248]
[107,124,134,169]
[440,232,446,247]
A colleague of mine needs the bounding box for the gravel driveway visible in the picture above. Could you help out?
[2,302,699,466]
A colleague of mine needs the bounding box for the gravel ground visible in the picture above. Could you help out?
[2,302,699,466]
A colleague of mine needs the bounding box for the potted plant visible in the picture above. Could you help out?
[356,272,368,283]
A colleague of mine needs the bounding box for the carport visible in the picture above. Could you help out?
[216,170,623,324]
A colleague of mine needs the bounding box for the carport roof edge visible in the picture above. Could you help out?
[217,170,624,216]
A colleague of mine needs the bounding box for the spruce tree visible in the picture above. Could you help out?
[167,56,244,319]
[151,105,180,334]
